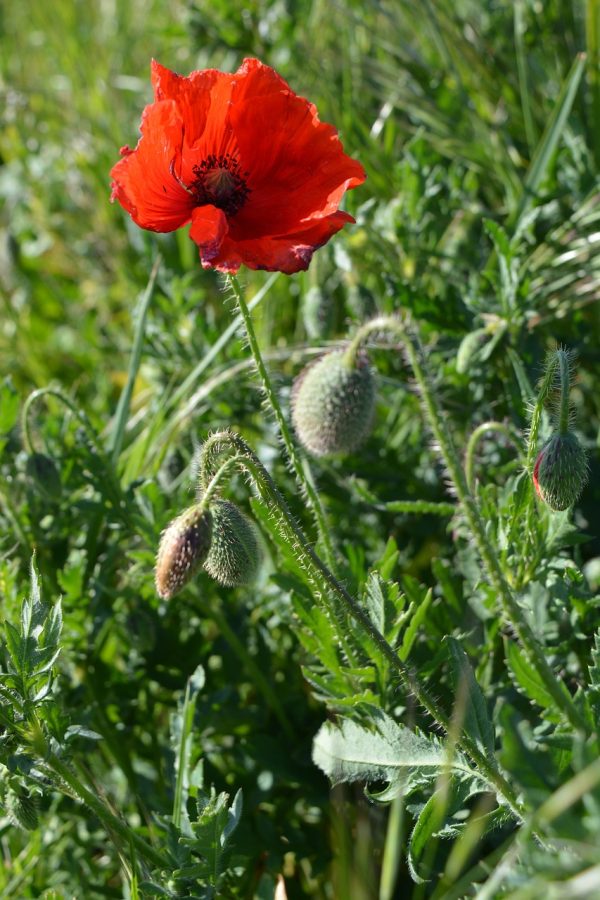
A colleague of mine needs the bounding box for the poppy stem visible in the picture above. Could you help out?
[350,316,587,734]
[465,420,525,492]
[197,429,526,824]
[228,274,339,572]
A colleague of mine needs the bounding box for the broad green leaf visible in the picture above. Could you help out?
[312,710,476,801]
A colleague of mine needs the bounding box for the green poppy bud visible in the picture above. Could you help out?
[533,432,588,511]
[155,505,213,599]
[291,349,376,456]
[203,500,261,587]
[6,789,39,831]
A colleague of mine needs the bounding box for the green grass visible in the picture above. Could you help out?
[1,0,600,897]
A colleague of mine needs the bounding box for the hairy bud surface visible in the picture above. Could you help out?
[533,432,588,511]
[291,349,375,456]
[203,500,261,586]
[155,506,213,599]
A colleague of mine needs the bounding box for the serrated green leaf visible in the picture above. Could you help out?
[505,640,561,721]
[446,637,495,757]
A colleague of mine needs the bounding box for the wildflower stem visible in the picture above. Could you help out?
[228,274,338,572]
[197,454,244,507]
[525,350,560,471]
[198,430,526,823]
[43,752,167,869]
[557,349,571,435]
[351,318,586,733]
[109,254,161,467]
[465,421,525,492]
[22,387,102,457]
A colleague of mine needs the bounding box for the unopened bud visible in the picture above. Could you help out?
[291,349,376,456]
[533,432,588,511]
[155,505,212,599]
[6,789,39,830]
[203,500,261,587]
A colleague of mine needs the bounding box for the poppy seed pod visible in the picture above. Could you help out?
[203,500,261,586]
[155,505,213,599]
[533,432,588,511]
[291,349,376,456]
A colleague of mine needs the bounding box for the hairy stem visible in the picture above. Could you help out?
[557,349,571,436]
[198,430,525,821]
[228,274,338,572]
[351,318,586,733]
[465,421,525,492]
[44,752,167,869]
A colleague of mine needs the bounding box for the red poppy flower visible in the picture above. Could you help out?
[110,59,366,274]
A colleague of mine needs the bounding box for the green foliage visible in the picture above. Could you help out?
[2,0,600,896]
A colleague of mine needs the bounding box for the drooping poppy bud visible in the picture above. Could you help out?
[203,500,261,586]
[533,432,588,511]
[155,505,213,599]
[291,349,376,456]
[6,789,39,831]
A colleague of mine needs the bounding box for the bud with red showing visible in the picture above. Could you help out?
[155,505,213,600]
[533,432,588,511]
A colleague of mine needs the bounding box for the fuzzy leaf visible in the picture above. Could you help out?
[312,710,476,801]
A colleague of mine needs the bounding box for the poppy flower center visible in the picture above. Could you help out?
[190,153,250,217]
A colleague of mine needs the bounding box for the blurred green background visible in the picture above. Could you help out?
[1,0,600,897]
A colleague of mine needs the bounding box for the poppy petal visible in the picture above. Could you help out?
[151,60,236,162]
[229,89,366,238]
[110,100,195,232]
[210,211,354,275]
[189,204,229,266]
[112,60,365,273]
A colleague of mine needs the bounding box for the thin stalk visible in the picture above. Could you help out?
[109,255,161,466]
[465,421,525,492]
[22,387,102,456]
[22,387,152,544]
[557,350,571,435]
[351,318,586,733]
[524,351,559,472]
[227,274,338,572]
[379,794,404,900]
[44,753,167,869]
[198,431,525,822]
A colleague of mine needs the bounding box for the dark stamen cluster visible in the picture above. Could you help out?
[191,153,251,216]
